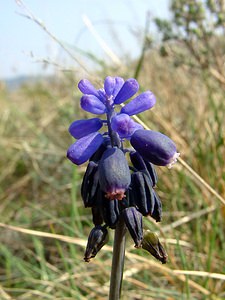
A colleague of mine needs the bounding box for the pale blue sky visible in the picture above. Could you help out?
[1,0,170,79]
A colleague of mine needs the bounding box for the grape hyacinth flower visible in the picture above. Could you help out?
[67,76,180,299]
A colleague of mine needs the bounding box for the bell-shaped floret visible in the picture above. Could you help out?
[111,113,143,139]
[81,161,99,207]
[98,147,131,200]
[69,118,103,139]
[129,151,158,187]
[130,129,180,167]
[103,199,120,228]
[130,151,147,171]
[84,225,108,262]
[67,132,103,165]
[144,159,158,187]
[92,205,104,226]
[151,190,162,222]
[114,78,139,104]
[122,207,143,248]
[78,79,99,97]
[142,230,168,264]
[121,91,156,116]
[91,187,105,225]
[80,95,106,114]
[130,171,155,216]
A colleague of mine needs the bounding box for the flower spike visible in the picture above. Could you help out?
[67,75,180,266]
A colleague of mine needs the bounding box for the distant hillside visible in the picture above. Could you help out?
[2,75,43,91]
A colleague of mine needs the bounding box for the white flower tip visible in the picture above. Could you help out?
[167,152,180,169]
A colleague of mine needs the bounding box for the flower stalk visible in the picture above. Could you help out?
[109,216,126,300]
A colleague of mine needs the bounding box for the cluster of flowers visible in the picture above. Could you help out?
[67,76,180,263]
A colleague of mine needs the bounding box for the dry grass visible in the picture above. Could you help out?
[0,3,225,298]
[0,52,225,299]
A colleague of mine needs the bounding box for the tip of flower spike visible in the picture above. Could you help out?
[167,152,180,169]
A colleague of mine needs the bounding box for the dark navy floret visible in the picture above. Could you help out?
[98,147,131,200]
[84,225,108,262]
[122,207,143,248]
[103,199,120,229]
[81,161,99,207]
[151,190,162,222]
[131,171,155,216]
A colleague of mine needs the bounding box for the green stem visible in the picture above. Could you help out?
[109,217,127,300]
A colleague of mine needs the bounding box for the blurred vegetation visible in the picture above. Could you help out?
[0,0,225,299]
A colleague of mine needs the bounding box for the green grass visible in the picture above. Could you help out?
[0,34,225,300]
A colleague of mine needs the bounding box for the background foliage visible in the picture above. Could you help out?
[0,1,225,299]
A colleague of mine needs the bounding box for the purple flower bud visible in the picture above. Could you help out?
[122,207,143,248]
[112,77,125,98]
[78,79,99,97]
[69,118,103,139]
[114,78,139,104]
[84,225,108,262]
[80,95,106,114]
[104,76,116,96]
[67,132,103,165]
[142,230,168,264]
[121,91,156,116]
[98,147,131,200]
[130,129,180,167]
[111,113,143,139]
